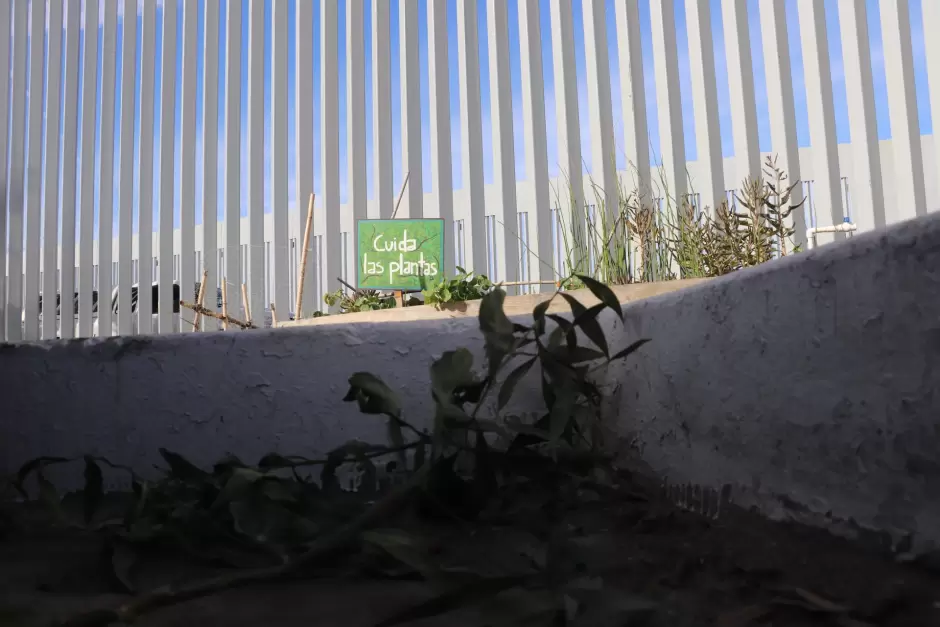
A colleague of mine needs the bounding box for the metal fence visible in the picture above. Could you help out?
[1,0,939,341]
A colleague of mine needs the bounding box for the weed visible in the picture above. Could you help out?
[324,288,397,314]
[420,267,494,308]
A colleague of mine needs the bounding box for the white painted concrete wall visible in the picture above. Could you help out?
[3,210,940,556]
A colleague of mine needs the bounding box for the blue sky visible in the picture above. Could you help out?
[21,0,931,238]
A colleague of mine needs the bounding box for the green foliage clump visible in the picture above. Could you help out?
[550,155,805,285]
[11,275,654,627]
[324,288,397,313]
[670,156,803,279]
[420,267,494,308]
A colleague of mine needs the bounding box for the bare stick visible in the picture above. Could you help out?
[241,283,251,326]
[193,269,209,331]
[499,280,560,288]
[180,301,255,330]
[338,277,359,295]
[221,281,229,330]
[295,192,315,319]
[389,171,410,220]
[270,302,278,328]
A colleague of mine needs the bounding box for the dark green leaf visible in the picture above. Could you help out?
[37,472,66,524]
[562,298,609,358]
[498,357,537,410]
[128,480,150,524]
[546,313,572,331]
[83,456,103,525]
[479,289,513,336]
[541,373,556,409]
[509,413,553,451]
[532,299,552,336]
[550,384,578,445]
[557,346,606,364]
[362,529,442,582]
[506,416,552,440]
[212,454,246,476]
[430,348,476,398]
[261,479,297,503]
[374,575,531,627]
[344,372,403,419]
[473,431,498,501]
[413,442,426,471]
[455,378,488,404]
[158,449,208,481]
[532,298,552,323]
[213,468,264,509]
[610,338,651,361]
[480,290,516,376]
[320,441,379,491]
[387,418,406,456]
[110,540,138,593]
[575,274,622,321]
[229,499,289,545]
[14,456,70,498]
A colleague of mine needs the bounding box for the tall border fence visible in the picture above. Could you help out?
[1,0,939,341]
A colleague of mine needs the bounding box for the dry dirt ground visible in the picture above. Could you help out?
[1,475,939,627]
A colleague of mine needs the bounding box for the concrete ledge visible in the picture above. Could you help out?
[281,280,706,328]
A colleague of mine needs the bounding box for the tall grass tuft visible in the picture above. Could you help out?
[542,155,805,287]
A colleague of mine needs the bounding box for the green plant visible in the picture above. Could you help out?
[13,275,652,627]
[420,267,494,307]
[546,155,805,286]
[666,156,804,279]
[324,288,397,313]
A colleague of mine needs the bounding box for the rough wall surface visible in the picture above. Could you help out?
[616,211,940,555]
[1,283,687,490]
[2,214,939,554]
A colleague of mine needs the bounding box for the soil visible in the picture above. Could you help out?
[1,472,938,627]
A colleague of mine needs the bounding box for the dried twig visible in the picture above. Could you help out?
[241,284,251,326]
[180,301,255,330]
[390,171,410,220]
[221,281,229,330]
[193,269,209,331]
[296,193,315,319]
[55,463,431,627]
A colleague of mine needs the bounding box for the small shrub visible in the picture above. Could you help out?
[421,267,494,308]
[324,288,397,314]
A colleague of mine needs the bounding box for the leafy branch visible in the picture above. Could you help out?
[11,273,651,627]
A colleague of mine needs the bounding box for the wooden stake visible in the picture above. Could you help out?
[241,283,251,326]
[221,281,229,330]
[180,301,255,330]
[193,269,209,331]
[499,280,559,288]
[270,303,278,328]
[390,171,410,220]
[295,192,315,319]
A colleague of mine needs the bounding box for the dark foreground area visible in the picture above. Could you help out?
[1,469,937,627]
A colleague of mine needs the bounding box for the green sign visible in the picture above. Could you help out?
[357,219,445,290]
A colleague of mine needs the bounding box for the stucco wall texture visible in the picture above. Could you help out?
[1,211,939,555]
[615,211,940,556]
